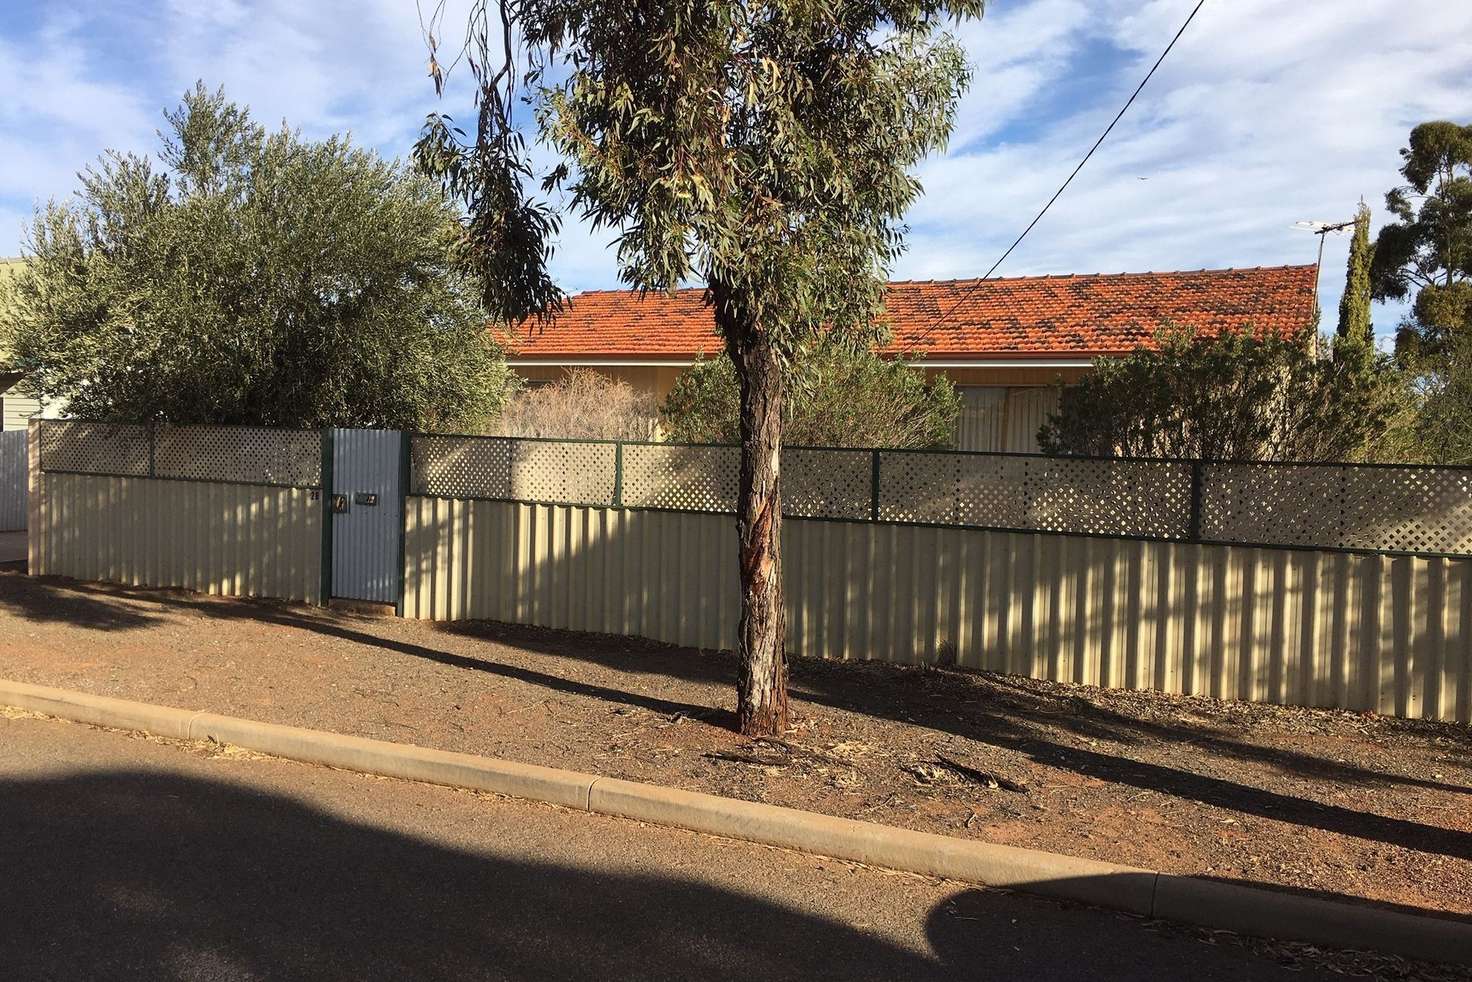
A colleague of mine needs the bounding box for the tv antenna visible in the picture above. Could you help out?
[1293,218,1357,294]
[1293,218,1357,355]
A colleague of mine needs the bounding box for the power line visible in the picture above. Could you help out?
[912,0,1208,345]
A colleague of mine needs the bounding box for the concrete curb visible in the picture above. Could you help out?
[4,678,1469,966]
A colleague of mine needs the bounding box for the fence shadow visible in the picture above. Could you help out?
[0,768,1320,981]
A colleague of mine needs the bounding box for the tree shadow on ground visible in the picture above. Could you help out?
[0,769,1322,981]
[3,571,1469,870]
[0,572,163,630]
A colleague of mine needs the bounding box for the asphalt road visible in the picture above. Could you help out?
[0,713,1346,981]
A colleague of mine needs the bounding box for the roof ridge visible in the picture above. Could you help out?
[562,264,1318,299]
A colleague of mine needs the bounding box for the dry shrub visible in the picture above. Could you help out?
[495,369,658,440]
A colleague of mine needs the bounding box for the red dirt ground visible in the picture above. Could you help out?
[0,568,1468,926]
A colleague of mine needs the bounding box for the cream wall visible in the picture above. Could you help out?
[509,362,1087,452]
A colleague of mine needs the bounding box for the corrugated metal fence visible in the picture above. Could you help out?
[28,421,323,602]
[25,421,1472,722]
[0,430,26,531]
[400,500,1472,722]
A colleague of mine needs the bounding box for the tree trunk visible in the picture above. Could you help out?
[716,287,789,737]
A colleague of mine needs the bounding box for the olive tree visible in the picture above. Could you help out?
[417,0,983,734]
[2,84,515,430]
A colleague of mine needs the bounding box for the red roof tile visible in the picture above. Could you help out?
[500,265,1319,361]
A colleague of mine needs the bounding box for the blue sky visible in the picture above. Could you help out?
[2,0,1470,340]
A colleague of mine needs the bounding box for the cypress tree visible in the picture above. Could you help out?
[1336,202,1374,344]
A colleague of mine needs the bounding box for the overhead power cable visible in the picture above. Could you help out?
[911,0,1208,346]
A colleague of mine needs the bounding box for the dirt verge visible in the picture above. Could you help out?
[0,569,1468,922]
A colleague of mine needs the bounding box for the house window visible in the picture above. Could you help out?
[955,386,1006,452]
[954,386,1061,453]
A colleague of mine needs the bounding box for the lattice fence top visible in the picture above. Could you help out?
[406,435,1472,557]
[1202,462,1472,556]
[877,452,1193,539]
[153,426,321,487]
[785,448,872,521]
[37,420,320,487]
[37,421,152,478]
[411,435,617,506]
[38,423,1461,559]
[510,440,617,506]
[412,434,513,499]
[622,444,738,513]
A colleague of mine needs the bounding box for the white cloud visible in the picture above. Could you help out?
[895,0,1472,337]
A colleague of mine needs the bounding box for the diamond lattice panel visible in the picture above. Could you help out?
[877,451,963,524]
[37,420,151,477]
[1026,458,1192,539]
[1201,463,1348,548]
[153,426,321,487]
[510,441,618,506]
[411,435,513,498]
[784,448,872,520]
[1341,466,1472,554]
[953,454,1031,530]
[622,444,738,512]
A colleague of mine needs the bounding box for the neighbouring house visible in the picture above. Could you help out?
[0,257,44,432]
[500,264,1319,451]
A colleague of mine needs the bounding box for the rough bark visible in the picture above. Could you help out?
[715,287,789,737]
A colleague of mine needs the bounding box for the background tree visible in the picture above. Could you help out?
[417,0,984,735]
[1337,201,1374,344]
[662,344,959,448]
[1038,326,1401,462]
[1370,121,1472,357]
[1,84,515,430]
[1413,336,1472,464]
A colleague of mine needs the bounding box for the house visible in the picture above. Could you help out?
[0,258,42,432]
[501,264,1319,452]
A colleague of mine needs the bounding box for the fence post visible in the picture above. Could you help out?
[869,449,881,522]
[319,428,334,606]
[1188,459,1204,542]
[395,431,411,617]
[613,441,624,508]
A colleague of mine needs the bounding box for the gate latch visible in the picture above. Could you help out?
[329,493,350,513]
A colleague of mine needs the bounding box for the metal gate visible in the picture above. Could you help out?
[327,428,403,604]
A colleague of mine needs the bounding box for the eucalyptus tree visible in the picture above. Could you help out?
[416,0,984,734]
[1370,120,1472,356]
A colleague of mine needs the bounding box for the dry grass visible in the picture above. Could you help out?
[495,369,658,440]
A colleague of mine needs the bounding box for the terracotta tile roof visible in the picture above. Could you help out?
[499,265,1319,361]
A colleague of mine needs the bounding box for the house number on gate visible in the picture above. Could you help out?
[329,493,350,513]
[354,492,379,507]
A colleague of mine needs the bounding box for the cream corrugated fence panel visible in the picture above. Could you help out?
[402,497,738,650]
[401,498,1472,722]
[29,471,322,604]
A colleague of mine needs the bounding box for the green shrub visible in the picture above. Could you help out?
[1038,326,1406,462]
[661,342,959,448]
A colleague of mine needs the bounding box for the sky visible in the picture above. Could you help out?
[1,1,1470,342]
